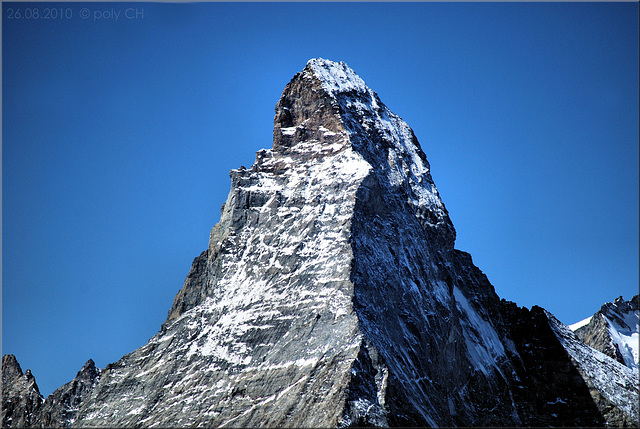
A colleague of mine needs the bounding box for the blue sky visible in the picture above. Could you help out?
[2,2,638,397]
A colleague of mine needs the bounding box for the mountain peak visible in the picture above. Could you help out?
[272,58,456,248]
[305,58,369,96]
[572,295,639,373]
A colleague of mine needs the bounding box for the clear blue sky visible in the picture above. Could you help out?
[3,2,638,397]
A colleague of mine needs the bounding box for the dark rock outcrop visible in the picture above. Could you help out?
[2,356,100,428]
[548,310,639,426]
[35,359,101,428]
[2,59,638,427]
[499,302,609,426]
[2,355,43,428]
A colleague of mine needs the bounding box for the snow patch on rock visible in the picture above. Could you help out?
[569,316,592,331]
[454,287,506,376]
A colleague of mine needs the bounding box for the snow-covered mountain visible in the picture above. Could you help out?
[3,59,638,427]
[570,295,639,373]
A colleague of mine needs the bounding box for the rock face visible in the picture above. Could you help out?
[571,295,639,373]
[2,355,43,427]
[2,59,638,427]
[35,360,101,428]
[549,309,639,427]
[1,356,101,428]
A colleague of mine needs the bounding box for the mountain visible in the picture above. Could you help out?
[2,356,100,428]
[570,295,639,373]
[3,59,638,427]
[2,355,43,427]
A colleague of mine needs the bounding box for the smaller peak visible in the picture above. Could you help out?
[23,368,41,394]
[603,295,635,314]
[305,58,369,96]
[3,353,20,368]
[2,354,24,378]
[77,358,100,380]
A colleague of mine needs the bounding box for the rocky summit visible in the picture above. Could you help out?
[571,295,639,373]
[3,59,638,428]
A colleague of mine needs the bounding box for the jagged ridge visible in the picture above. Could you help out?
[571,295,639,372]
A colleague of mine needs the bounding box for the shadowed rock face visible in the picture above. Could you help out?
[2,59,638,428]
[547,309,639,426]
[498,304,609,427]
